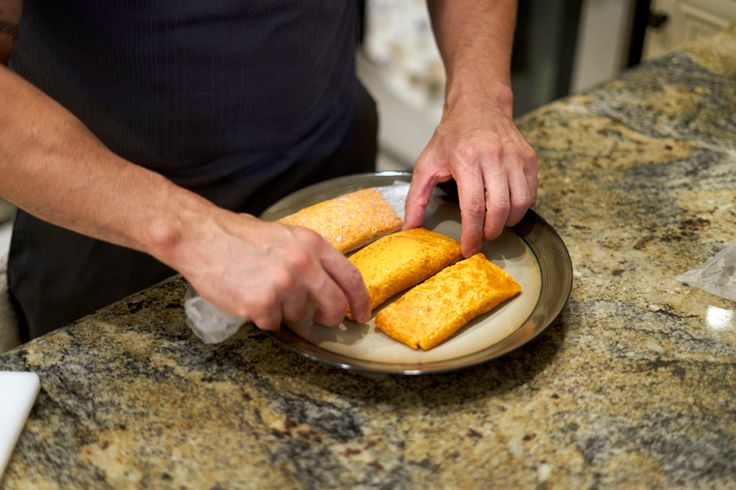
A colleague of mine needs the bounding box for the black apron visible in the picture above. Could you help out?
[7,1,377,340]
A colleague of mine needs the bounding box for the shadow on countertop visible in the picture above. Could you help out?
[256,307,570,411]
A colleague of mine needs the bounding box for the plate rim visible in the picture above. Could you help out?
[260,171,573,375]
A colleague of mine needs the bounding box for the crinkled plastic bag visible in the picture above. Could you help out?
[184,181,443,344]
[677,245,736,302]
[184,286,247,344]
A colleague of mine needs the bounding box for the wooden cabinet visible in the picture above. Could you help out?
[644,0,736,59]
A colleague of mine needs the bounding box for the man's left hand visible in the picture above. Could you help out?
[404,90,537,257]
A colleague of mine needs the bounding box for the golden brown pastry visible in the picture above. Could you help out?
[348,228,462,316]
[278,188,402,254]
[375,253,521,350]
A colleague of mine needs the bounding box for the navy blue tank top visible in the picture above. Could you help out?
[10,1,360,190]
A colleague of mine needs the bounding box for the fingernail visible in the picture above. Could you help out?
[462,246,481,258]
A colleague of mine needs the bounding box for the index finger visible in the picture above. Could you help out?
[454,166,486,257]
[319,247,371,323]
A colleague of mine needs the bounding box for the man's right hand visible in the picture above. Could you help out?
[162,210,372,331]
[0,59,370,332]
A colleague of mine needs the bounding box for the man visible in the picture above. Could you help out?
[0,1,537,340]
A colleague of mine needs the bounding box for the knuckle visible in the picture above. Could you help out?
[512,190,534,210]
[466,199,486,217]
[515,199,533,213]
[413,154,434,175]
[523,147,537,162]
[253,290,279,312]
[490,198,510,215]
[505,145,522,159]
[294,227,323,247]
[503,145,521,160]
[287,248,312,272]
[456,141,481,163]
[346,264,365,288]
[480,140,503,161]
[272,270,296,292]
[233,306,250,319]
[251,310,282,330]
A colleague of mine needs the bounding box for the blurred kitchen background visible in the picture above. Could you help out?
[0,201,11,254]
[364,0,736,171]
[1,0,734,254]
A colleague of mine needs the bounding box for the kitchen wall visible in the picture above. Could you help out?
[572,0,636,91]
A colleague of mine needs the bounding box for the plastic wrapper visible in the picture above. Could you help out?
[184,182,444,344]
[677,244,736,302]
[184,286,247,344]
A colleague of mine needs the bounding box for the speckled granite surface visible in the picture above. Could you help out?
[2,29,735,489]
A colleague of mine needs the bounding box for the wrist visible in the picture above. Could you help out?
[444,81,513,118]
[139,184,223,273]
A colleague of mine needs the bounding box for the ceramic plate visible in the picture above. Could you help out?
[260,172,572,374]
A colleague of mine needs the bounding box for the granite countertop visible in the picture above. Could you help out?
[2,28,735,489]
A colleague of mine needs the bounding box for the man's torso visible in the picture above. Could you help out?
[10,0,361,187]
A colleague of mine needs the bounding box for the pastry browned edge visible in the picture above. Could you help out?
[375,253,522,350]
[347,228,462,318]
[278,188,402,254]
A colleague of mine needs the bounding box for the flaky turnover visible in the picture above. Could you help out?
[278,188,402,254]
[348,228,462,316]
[375,253,521,350]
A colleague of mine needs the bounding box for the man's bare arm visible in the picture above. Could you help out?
[405,0,537,256]
[0,61,370,327]
[430,0,516,104]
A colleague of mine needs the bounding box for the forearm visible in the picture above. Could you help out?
[0,65,372,328]
[0,2,372,329]
[428,0,517,115]
[0,65,216,263]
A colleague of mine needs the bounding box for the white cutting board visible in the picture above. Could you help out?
[0,371,40,479]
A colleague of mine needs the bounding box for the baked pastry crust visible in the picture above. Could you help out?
[375,253,521,350]
[278,188,402,254]
[348,228,461,315]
